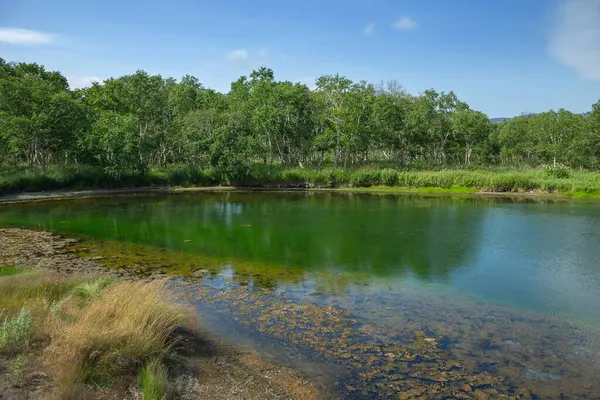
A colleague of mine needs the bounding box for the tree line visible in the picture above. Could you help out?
[1,57,599,178]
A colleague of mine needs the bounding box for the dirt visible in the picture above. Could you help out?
[0,228,322,400]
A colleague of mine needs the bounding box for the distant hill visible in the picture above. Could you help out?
[490,117,512,123]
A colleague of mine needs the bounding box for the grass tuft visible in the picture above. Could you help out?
[140,359,170,400]
[0,308,33,353]
[70,276,114,302]
[51,280,184,394]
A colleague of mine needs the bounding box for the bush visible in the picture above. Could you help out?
[543,164,571,179]
[0,308,33,353]
[379,169,399,186]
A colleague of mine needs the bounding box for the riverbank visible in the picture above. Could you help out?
[2,166,600,200]
[1,184,600,206]
[0,228,321,400]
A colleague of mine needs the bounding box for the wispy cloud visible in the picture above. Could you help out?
[363,23,375,35]
[0,27,56,45]
[225,49,250,62]
[547,0,600,81]
[224,48,268,66]
[68,76,103,89]
[393,16,417,30]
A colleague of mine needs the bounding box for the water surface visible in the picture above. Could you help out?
[1,192,599,397]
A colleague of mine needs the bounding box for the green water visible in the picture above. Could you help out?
[1,191,600,398]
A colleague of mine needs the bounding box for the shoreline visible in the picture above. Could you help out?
[0,228,325,399]
[1,184,599,205]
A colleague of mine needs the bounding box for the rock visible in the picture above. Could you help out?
[523,369,560,381]
[192,269,209,277]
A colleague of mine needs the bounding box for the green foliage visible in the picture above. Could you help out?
[70,277,114,302]
[8,354,27,386]
[0,267,23,276]
[1,56,600,190]
[139,360,170,400]
[0,308,33,353]
[543,164,571,179]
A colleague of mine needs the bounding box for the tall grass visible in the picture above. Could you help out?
[50,280,184,396]
[0,270,194,398]
[0,308,33,353]
[2,164,600,195]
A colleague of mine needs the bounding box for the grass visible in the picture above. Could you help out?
[0,308,33,353]
[52,280,184,394]
[0,267,23,276]
[140,359,170,400]
[2,164,600,198]
[0,270,194,398]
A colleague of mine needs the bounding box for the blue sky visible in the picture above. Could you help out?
[0,0,599,117]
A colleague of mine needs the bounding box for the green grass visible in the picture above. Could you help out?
[2,164,600,198]
[139,359,170,400]
[0,267,24,276]
[0,308,33,353]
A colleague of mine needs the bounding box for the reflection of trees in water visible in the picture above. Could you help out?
[158,192,488,281]
[0,192,489,282]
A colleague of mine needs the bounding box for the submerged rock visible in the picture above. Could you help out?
[523,369,561,381]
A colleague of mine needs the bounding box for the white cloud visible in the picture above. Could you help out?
[225,49,250,61]
[547,0,600,81]
[224,48,268,66]
[393,16,417,30]
[0,27,56,45]
[363,23,375,35]
[68,76,103,89]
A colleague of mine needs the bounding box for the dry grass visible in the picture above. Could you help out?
[0,271,85,313]
[48,280,185,397]
[0,271,193,398]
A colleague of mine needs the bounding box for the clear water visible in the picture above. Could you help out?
[1,192,599,398]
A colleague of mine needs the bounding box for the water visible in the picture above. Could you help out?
[1,191,600,398]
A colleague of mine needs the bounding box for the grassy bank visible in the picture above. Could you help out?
[0,267,194,399]
[2,164,600,198]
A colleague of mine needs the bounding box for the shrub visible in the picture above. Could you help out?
[543,164,571,179]
[0,308,33,353]
[379,169,399,186]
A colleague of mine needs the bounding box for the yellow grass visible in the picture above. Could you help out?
[0,271,192,398]
[49,280,184,396]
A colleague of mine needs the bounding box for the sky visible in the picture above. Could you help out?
[0,0,599,117]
